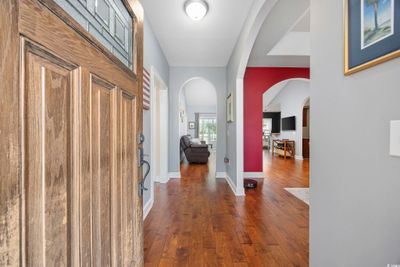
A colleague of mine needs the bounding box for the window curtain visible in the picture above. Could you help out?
[194,113,200,138]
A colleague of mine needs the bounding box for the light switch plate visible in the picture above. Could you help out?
[390,121,400,157]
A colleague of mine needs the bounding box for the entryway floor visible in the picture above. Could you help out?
[144,152,309,266]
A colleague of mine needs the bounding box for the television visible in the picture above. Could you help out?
[282,116,296,131]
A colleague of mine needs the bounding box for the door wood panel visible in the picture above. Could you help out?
[22,42,78,267]
[0,0,146,265]
[91,77,114,266]
[0,2,20,264]
[120,91,137,266]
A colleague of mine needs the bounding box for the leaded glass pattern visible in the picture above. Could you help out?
[55,0,133,69]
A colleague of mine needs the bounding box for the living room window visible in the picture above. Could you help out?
[199,117,217,145]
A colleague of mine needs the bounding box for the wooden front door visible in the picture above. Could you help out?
[0,0,144,266]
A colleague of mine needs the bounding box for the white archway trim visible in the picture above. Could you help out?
[177,77,219,177]
[226,0,277,197]
[263,78,310,110]
[229,0,310,195]
[235,78,245,196]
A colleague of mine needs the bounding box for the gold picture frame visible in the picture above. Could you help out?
[344,0,400,75]
[226,93,234,123]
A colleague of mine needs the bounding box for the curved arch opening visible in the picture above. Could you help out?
[262,78,310,162]
[230,0,310,195]
[178,77,218,175]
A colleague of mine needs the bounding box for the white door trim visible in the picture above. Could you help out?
[150,66,169,201]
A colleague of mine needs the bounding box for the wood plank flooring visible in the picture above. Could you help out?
[144,152,309,266]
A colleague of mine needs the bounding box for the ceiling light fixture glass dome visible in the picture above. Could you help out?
[184,0,209,21]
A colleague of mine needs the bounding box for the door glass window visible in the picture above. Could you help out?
[55,0,133,69]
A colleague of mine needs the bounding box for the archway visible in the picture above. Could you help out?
[243,68,310,175]
[226,0,310,195]
[178,77,218,175]
[262,79,310,165]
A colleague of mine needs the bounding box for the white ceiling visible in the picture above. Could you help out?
[182,78,217,106]
[248,0,310,67]
[267,32,310,56]
[141,0,256,67]
[263,80,288,111]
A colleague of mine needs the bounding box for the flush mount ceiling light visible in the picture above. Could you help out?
[184,0,209,21]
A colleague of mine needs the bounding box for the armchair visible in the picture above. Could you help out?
[180,135,210,164]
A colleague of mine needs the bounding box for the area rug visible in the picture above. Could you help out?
[284,188,309,205]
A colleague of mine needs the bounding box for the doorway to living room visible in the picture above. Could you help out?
[261,79,311,206]
[178,77,217,176]
[262,79,310,163]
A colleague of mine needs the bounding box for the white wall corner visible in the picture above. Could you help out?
[216,172,227,178]
[157,175,170,184]
[143,197,154,220]
[226,174,246,197]
[236,188,245,197]
[295,155,304,161]
[235,78,245,197]
[168,172,181,179]
[243,172,265,178]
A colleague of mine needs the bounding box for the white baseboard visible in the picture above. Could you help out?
[236,187,245,196]
[243,172,264,178]
[168,172,181,179]
[224,174,236,194]
[295,155,304,161]
[215,172,245,196]
[216,172,226,178]
[156,173,170,184]
[158,179,169,184]
[225,174,245,197]
[143,197,154,220]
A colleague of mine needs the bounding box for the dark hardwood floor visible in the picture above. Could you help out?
[144,152,309,266]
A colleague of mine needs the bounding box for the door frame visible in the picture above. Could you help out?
[0,0,145,265]
[150,66,169,190]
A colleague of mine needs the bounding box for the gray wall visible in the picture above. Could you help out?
[310,0,400,265]
[169,67,227,173]
[143,16,169,208]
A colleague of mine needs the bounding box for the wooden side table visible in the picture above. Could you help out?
[272,139,295,159]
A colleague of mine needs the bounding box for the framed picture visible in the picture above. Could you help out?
[179,110,185,123]
[188,121,195,129]
[226,93,234,123]
[344,0,400,75]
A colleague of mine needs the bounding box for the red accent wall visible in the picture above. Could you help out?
[244,67,310,172]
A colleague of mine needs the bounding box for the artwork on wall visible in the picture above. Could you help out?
[188,121,195,129]
[226,93,234,123]
[180,110,185,123]
[344,0,400,75]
